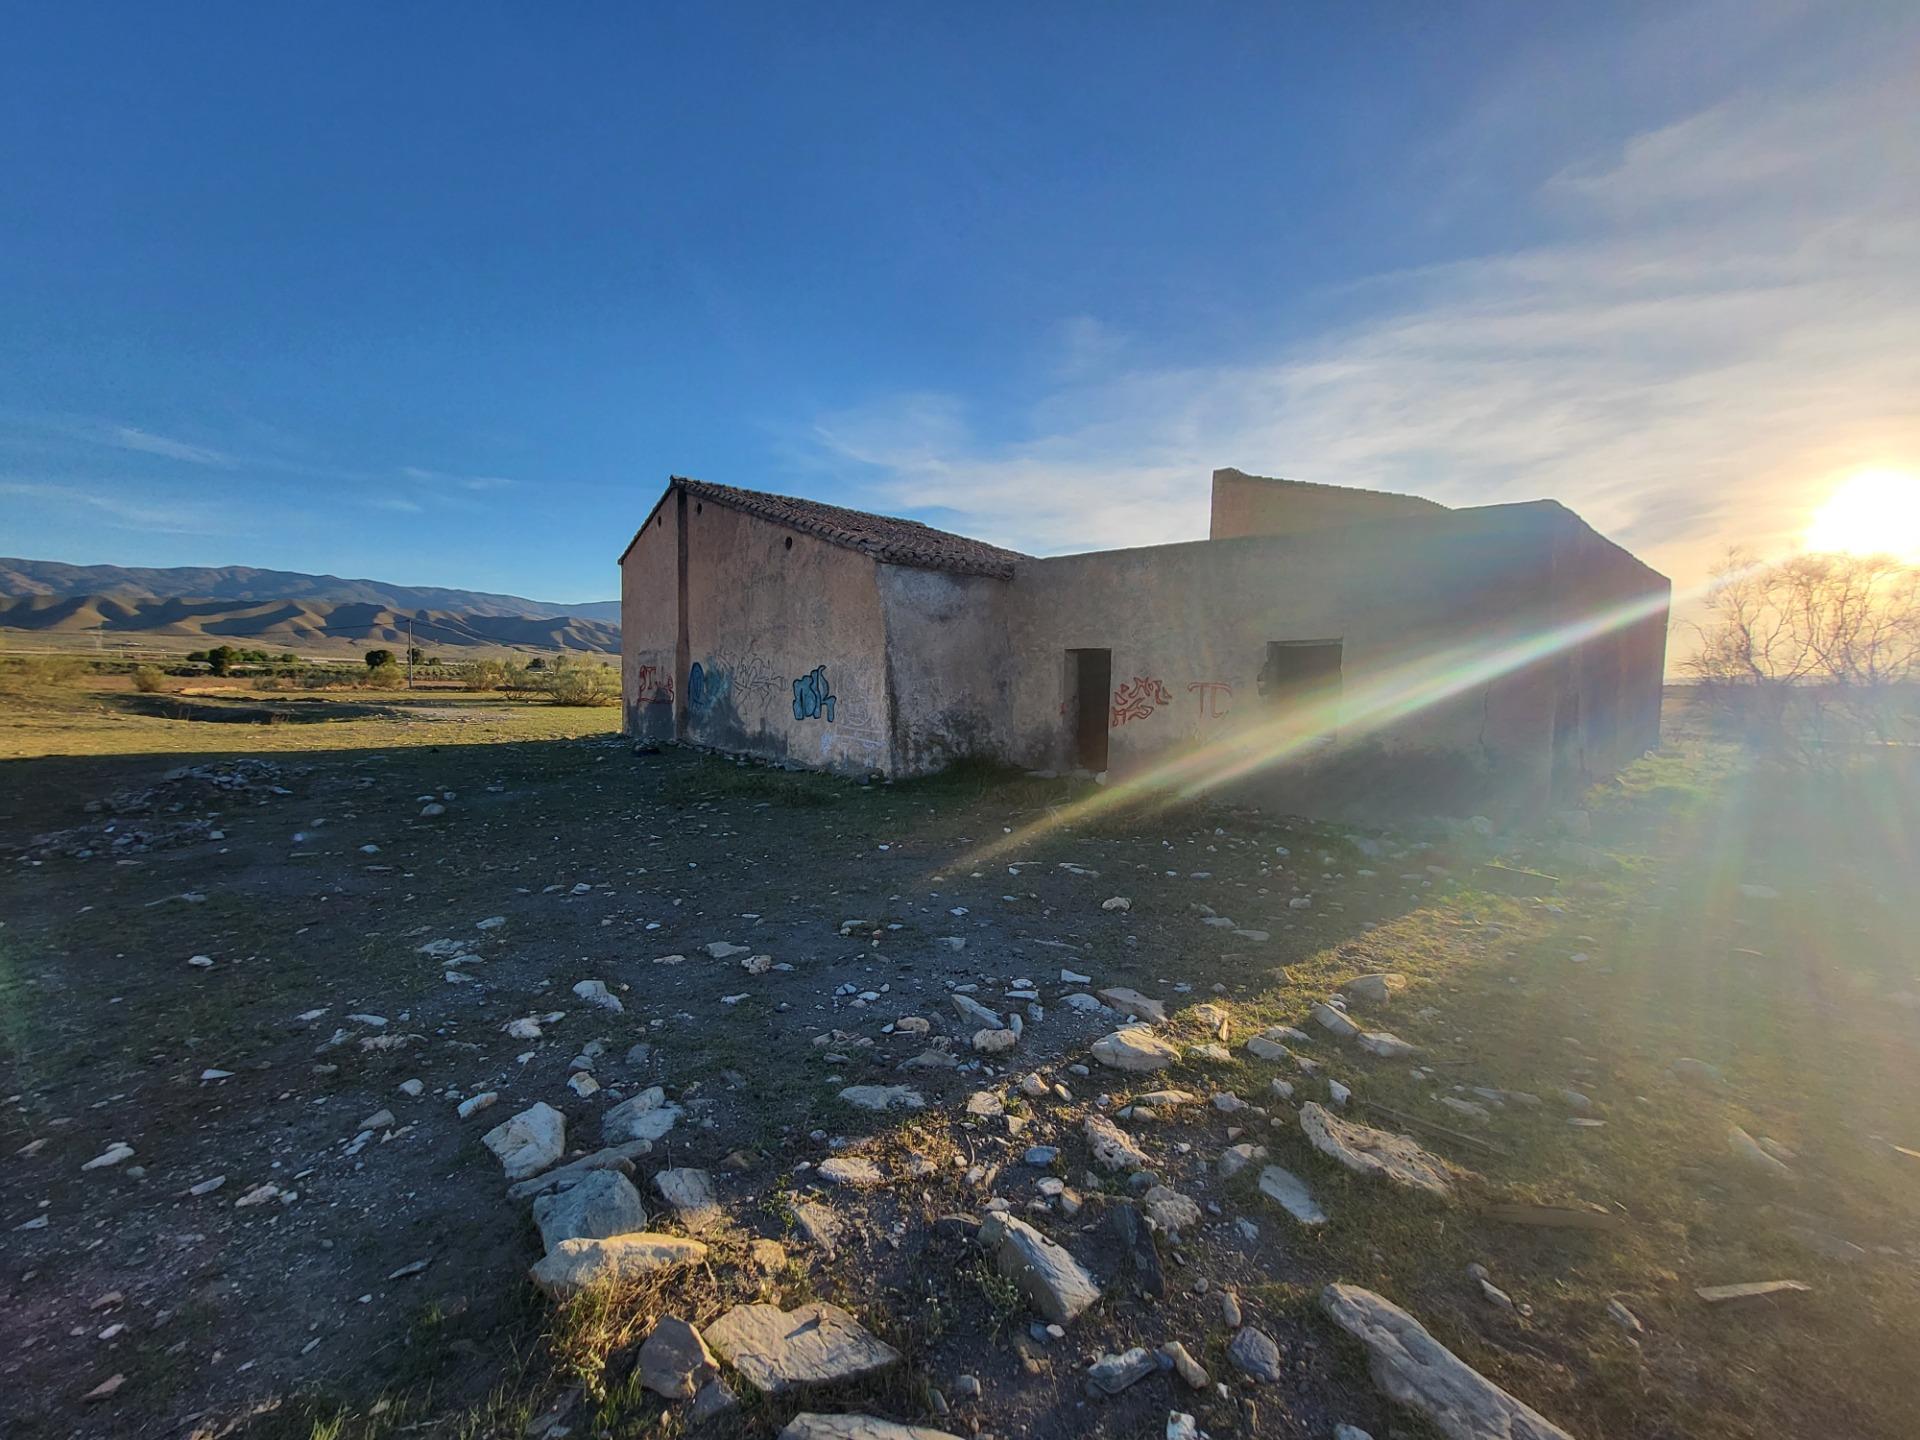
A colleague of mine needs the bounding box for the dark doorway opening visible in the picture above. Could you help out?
[1068,648,1112,772]
[1258,640,1344,740]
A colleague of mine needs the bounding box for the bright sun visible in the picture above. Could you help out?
[1805,469,1920,562]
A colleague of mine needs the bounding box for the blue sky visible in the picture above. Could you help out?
[2,3,1914,605]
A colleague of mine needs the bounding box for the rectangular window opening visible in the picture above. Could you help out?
[1259,640,1343,740]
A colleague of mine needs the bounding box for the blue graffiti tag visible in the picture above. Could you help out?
[792,665,836,722]
[687,661,732,715]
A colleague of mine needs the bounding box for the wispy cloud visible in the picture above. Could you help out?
[104,425,236,467]
[807,35,1920,594]
[400,465,517,492]
[0,479,241,536]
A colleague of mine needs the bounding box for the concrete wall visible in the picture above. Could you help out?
[619,498,679,742]
[1542,514,1671,797]
[622,478,1669,814]
[877,565,1013,776]
[998,503,1605,819]
[1209,467,1448,541]
[679,497,894,776]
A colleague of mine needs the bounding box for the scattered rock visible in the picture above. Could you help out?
[1228,1326,1282,1383]
[653,1168,721,1230]
[1257,1165,1328,1226]
[1300,1102,1457,1198]
[1322,1283,1575,1440]
[1091,1027,1180,1072]
[532,1170,649,1251]
[482,1102,566,1181]
[507,1140,655,1200]
[1143,1184,1201,1232]
[703,1301,901,1394]
[1160,1339,1209,1389]
[1695,1280,1810,1304]
[1311,1002,1360,1040]
[1342,973,1408,1007]
[572,979,624,1013]
[1099,987,1167,1024]
[1107,1200,1165,1297]
[1728,1126,1792,1179]
[777,1417,962,1440]
[603,1087,684,1145]
[978,1212,1101,1324]
[1219,1143,1266,1180]
[639,1316,720,1400]
[1085,1114,1150,1172]
[1086,1346,1157,1396]
[818,1156,883,1188]
[530,1234,708,1299]
[840,1085,926,1111]
[1359,1031,1418,1059]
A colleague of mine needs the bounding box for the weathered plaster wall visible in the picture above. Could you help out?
[680,499,894,776]
[877,565,1013,776]
[1209,468,1448,541]
[619,500,679,742]
[1543,516,1671,795]
[1000,504,1596,818]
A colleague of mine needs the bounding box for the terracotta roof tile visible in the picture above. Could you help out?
[676,477,1027,579]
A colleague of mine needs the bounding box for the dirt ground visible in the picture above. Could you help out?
[3,697,1917,1440]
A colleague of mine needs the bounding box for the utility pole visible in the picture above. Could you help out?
[406,616,415,690]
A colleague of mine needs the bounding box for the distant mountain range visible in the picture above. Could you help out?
[0,559,621,655]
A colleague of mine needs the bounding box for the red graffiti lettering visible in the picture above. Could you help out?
[1110,676,1172,726]
[1188,680,1233,719]
[635,664,674,706]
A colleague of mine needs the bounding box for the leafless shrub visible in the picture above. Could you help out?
[1685,548,1920,764]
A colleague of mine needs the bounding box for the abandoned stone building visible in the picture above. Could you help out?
[618,469,1669,817]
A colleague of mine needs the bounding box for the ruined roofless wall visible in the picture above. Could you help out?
[996,502,1659,818]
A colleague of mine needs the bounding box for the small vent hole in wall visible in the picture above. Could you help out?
[695,502,703,514]
[784,536,793,550]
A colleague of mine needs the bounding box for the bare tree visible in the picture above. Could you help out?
[1686,548,1920,762]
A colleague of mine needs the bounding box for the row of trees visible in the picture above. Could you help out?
[186,646,298,674]
[461,653,619,706]
[1686,550,1919,765]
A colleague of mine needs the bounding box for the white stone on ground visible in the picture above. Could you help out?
[529,1233,708,1298]
[482,1102,566,1181]
[1300,1102,1458,1198]
[602,1087,684,1144]
[1091,1027,1180,1071]
[703,1301,901,1394]
[1321,1283,1575,1439]
[1084,1114,1149,1172]
[839,1085,925,1111]
[1257,1165,1329,1226]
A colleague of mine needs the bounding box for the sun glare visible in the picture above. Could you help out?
[1806,469,1920,562]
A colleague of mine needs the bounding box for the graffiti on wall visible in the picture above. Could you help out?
[715,649,779,702]
[634,664,674,706]
[1110,675,1172,727]
[792,665,837,722]
[686,660,727,715]
[1187,680,1232,719]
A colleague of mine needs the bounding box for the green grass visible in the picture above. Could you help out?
[0,673,618,759]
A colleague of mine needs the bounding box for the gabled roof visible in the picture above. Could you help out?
[624,477,1028,579]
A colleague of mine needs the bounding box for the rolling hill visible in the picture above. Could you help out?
[0,560,621,655]
[0,558,620,622]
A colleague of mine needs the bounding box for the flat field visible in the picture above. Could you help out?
[1,678,1915,1440]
